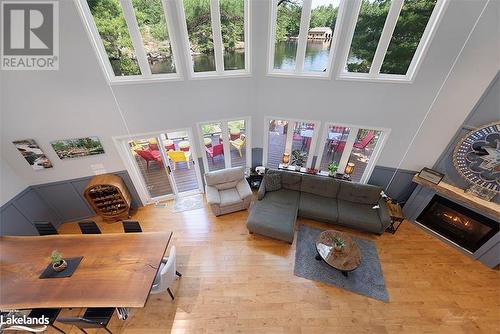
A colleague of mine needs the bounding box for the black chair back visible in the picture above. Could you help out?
[57,308,114,333]
[78,220,101,234]
[34,222,58,236]
[122,220,142,233]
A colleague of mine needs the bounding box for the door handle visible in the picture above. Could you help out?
[166,165,171,174]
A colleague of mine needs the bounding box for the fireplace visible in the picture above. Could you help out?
[417,195,499,253]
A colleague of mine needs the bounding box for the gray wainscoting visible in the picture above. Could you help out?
[0,171,140,236]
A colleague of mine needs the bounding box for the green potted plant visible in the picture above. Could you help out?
[332,236,345,252]
[328,162,338,177]
[50,250,67,272]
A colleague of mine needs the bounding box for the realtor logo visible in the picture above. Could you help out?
[1,1,59,70]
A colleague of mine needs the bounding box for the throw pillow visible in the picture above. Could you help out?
[265,174,281,192]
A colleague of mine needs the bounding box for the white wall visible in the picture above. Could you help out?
[0,157,29,206]
[0,0,498,202]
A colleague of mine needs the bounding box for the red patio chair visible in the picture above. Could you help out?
[205,143,224,163]
[135,149,163,171]
[353,132,375,149]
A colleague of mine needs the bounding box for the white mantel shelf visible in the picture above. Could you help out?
[412,175,500,220]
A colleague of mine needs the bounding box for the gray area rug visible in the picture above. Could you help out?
[172,194,204,213]
[294,224,389,302]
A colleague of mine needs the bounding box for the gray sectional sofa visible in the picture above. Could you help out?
[246,169,392,243]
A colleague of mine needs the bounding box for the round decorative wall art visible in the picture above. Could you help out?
[453,122,500,194]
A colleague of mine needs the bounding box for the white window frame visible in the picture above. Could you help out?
[178,0,251,79]
[113,128,204,204]
[75,0,183,85]
[267,0,347,79]
[197,117,252,172]
[314,122,391,183]
[337,0,449,83]
[262,116,321,168]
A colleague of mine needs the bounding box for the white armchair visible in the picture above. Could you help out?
[205,167,252,216]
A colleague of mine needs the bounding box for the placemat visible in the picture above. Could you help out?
[39,257,83,279]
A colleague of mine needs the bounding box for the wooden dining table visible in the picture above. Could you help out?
[0,231,172,309]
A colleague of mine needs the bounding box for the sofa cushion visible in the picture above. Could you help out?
[264,173,281,192]
[267,170,302,191]
[263,189,300,207]
[298,193,338,223]
[219,188,242,206]
[337,181,382,205]
[205,166,245,190]
[300,174,340,198]
[337,200,384,233]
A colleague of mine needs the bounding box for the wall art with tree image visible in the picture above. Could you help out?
[51,137,105,160]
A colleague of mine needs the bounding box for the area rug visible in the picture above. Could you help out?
[172,194,204,213]
[294,224,389,302]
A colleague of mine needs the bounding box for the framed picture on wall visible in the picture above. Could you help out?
[51,136,105,160]
[418,167,444,185]
[12,139,53,170]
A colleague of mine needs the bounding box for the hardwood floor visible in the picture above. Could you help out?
[53,198,499,334]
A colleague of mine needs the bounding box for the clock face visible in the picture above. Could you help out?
[453,122,500,193]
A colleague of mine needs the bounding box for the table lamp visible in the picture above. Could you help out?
[344,163,355,178]
[282,152,290,167]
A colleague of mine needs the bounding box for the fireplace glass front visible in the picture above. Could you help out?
[417,195,498,253]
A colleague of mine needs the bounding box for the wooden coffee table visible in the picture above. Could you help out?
[315,230,361,277]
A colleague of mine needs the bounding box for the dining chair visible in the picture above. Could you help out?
[78,220,101,234]
[33,222,58,236]
[28,308,65,334]
[122,220,142,233]
[57,308,115,334]
[151,246,181,300]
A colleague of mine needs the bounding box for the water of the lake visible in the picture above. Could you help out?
[118,40,331,74]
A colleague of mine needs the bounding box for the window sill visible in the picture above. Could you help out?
[189,71,252,80]
[266,71,331,80]
[337,73,414,84]
[109,75,183,86]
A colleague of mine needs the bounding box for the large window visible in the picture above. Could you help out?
[79,0,180,82]
[269,0,344,76]
[180,0,249,76]
[264,118,319,169]
[340,0,446,81]
[315,123,389,183]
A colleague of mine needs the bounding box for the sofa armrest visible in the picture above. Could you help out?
[205,185,220,205]
[377,199,392,232]
[236,179,252,200]
[257,178,266,200]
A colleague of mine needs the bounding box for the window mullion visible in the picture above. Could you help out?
[210,0,224,73]
[295,0,312,73]
[369,0,404,76]
[337,128,358,174]
[120,0,152,77]
[221,122,231,167]
[161,0,182,77]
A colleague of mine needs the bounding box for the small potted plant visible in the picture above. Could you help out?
[328,162,338,177]
[50,250,67,272]
[332,236,345,252]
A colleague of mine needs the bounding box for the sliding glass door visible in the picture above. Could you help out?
[199,117,251,173]
[264,118,320,169]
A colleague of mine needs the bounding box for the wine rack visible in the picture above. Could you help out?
[84,174,132,222]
